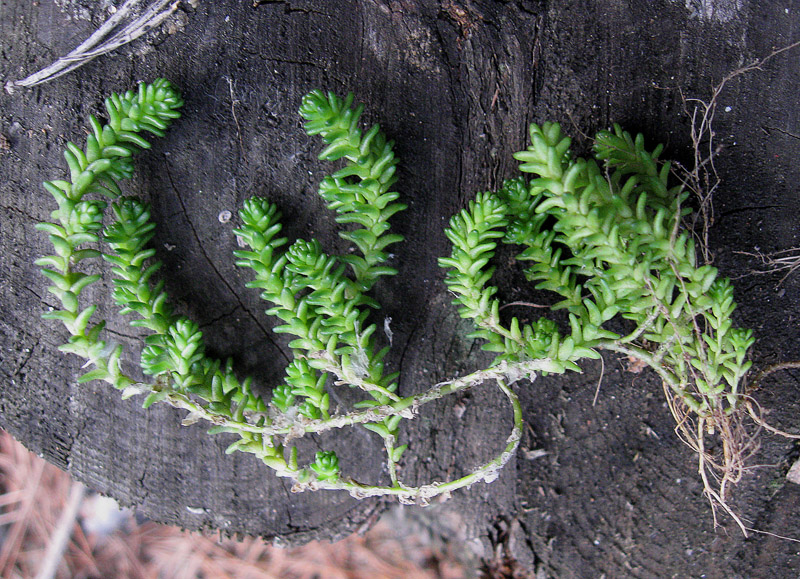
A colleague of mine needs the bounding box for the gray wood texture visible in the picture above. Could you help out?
[2,0,800,575]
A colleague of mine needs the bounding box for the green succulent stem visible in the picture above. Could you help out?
[36,79,184,393]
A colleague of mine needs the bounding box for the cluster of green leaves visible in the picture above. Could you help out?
[36,82,412,491]
[440,122,754,415]
[34,80,288,466]
[233,91,409,483]
[299,91,406,292]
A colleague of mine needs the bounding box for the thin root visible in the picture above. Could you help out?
[745,399,800,440]
[662,386,762,536]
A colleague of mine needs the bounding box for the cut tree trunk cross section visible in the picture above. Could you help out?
[2,1,800,576]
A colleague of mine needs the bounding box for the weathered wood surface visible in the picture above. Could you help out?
[2,0,800,575]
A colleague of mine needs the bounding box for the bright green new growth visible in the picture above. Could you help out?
[35,79,184,391]
[36,80,754,511]
[440,121,754,420]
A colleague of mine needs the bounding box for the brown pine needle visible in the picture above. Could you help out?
[0,430,464,578]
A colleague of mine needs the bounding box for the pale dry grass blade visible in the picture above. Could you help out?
[34,482,86,579]
[5,0,182,92]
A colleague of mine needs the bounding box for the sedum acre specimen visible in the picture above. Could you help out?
[36,80,754,513]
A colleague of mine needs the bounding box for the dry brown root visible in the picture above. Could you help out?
[662,384,763,536]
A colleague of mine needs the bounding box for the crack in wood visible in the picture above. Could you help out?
[162,155,289,363]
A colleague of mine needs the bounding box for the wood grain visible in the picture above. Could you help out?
[2,0,799,574]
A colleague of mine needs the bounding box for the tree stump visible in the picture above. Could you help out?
[2,0,800,574]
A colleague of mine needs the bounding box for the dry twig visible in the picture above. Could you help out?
[5,0,182,93]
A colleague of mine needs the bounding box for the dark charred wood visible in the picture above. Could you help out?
[2,0,799,575]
